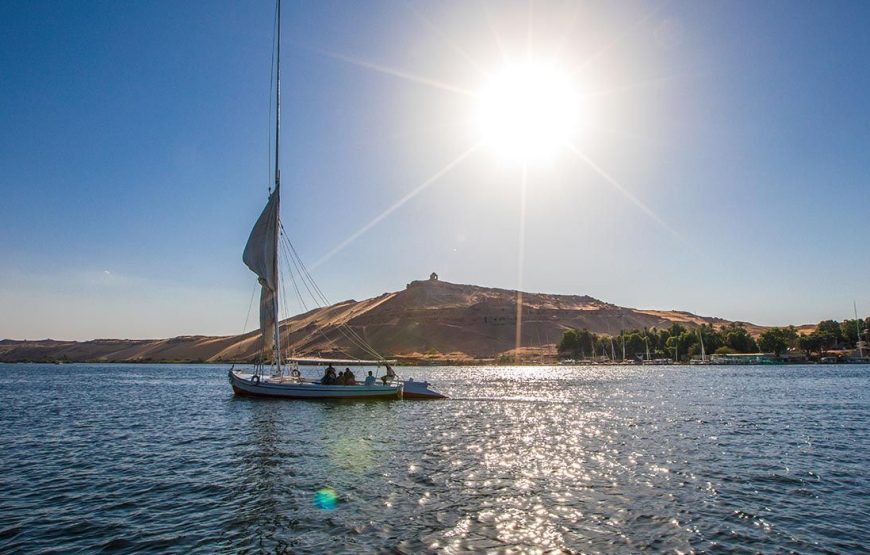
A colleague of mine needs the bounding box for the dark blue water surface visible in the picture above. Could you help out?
[1,363,868,553]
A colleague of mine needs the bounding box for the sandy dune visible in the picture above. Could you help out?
[1,279,775,363]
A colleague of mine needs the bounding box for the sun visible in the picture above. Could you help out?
[473,61,580,164]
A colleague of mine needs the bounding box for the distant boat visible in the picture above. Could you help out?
[640,337,671,364]
[850,301,868,362]
[642,358,673,365]
[227,1,441,400]
[838,302,869,363]
[690,328,710,365]
[641,335,672,364]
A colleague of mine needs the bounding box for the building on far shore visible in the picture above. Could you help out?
[710,353,780,365]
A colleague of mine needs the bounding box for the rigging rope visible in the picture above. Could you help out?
[287,239,384,360]
[278,231,360,360]
[277,224,385,360]
[230,281,260,365]
[280,228,382,358]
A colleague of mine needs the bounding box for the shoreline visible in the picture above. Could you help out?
[1,359,864,366]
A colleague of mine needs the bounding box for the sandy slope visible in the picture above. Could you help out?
[0,279,770,362]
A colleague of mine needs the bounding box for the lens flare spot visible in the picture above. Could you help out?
[314,487,338,510]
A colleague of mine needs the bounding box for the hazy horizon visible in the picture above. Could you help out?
[2,0,869,341]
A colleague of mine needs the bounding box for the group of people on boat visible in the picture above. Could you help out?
[319,363,397,386]
[320,364,355,385]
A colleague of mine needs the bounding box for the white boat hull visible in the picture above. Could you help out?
[229,370,402,400]
[296,376,447,399]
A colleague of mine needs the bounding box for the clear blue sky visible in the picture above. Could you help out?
[1,0,868,340]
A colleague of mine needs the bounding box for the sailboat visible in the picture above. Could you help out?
[846,301,869,364]
[228,1,437,400]
[690,328,710,364]
[641,335,671,365]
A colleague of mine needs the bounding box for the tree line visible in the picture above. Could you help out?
[757,318,870,356]
[559,317,869,361]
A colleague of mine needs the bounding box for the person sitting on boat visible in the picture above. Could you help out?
[381,364,396,385]
[321,365,338,385]
[343,368,356,385]
[364,371,376,386]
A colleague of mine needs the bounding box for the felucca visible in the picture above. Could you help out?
[227,0,403,400]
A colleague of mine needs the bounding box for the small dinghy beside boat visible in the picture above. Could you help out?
[401,378,448,399]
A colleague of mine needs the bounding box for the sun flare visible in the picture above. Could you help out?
[473,61,580,163]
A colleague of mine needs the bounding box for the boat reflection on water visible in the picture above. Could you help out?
[226,399,298,552]
[227,395,411,551]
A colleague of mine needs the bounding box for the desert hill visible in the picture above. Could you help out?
[0,277,764,363]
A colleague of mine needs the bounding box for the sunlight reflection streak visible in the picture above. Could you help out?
[570,1,670,77]
[579,71,706,100]
[526,0,534,57]
[386,118,472,143]
[403,1,487,75]
[311,144,481,269]
[514,164,528,361]
[308,47,477,98]
[548,1,584,63]
[583,122,651,145]
[567,144,683,242]
[481,0,509,64]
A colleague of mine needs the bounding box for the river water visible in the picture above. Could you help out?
[1,363,868,553]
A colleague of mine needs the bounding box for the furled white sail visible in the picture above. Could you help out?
[243,189,279,358]
[258,279,276,355]
[243,190,279,290]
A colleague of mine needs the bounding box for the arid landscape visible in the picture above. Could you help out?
[1,277,796,363]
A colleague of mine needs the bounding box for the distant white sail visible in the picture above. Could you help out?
[243,189,279,357]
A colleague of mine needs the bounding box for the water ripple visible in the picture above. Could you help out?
[1,363,868,553]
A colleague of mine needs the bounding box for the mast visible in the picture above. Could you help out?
[856,301,864,358]
[240,0,284,373]
[275,0,281,192]
[272,0,282,370]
